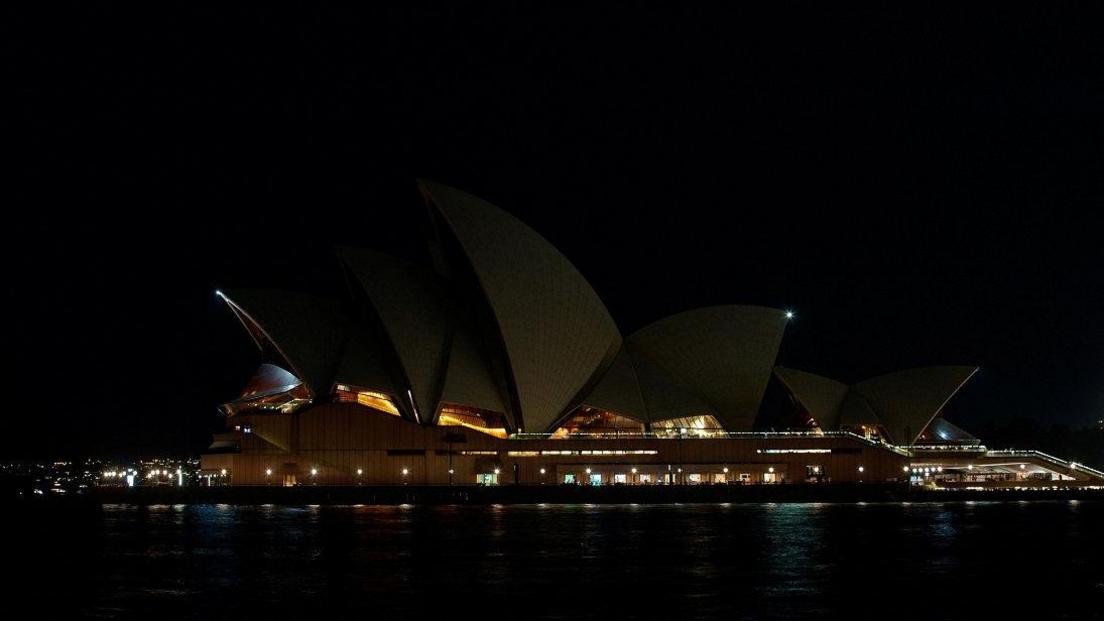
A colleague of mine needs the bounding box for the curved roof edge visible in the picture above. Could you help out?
[851,366,979,445]
[217,289,347,398]
[418,179,623,432]
[627,305,788,431]
[338,247,453,422]
[773,367,850,429]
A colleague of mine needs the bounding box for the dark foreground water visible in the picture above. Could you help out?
[10,501,1104,620]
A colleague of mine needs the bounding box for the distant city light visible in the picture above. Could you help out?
[785,310,795,320]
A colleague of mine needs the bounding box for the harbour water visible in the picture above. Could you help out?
[12,501,1103,619]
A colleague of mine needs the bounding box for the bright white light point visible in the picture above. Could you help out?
[311,468,318,476]
[356,468,363,475]
[785,310,795,319]
[265,469,272,476]
[402,468,409,475]
[858,466,865,473]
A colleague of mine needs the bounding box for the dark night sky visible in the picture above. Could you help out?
[10,5,1104,459]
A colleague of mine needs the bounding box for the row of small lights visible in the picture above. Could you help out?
[253,465,779,478]
[239,463,891,479]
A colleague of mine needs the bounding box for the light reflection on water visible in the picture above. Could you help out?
[12,501,1104,620]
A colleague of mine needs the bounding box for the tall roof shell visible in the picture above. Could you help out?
[339,248,452,421]
[438,319,511,422]
[773,367,850,429]
[218,290,345,398]
[628,349,718,423]
[626,306,787,431]
[579,348,647,421]
[850,366,978,445]
[333,328,400,398]
[419,180,622,432]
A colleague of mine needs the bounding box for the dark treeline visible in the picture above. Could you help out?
[977,419,1104,469]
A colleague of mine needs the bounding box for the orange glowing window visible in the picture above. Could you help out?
[437,404,508,438]
[333,385,401,416]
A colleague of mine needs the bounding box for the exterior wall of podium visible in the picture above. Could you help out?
[202,402,910,486]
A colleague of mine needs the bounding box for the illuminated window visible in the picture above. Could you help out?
[476,473,498,485]
[563,473,576,484]
[652,415,725,438]
[639,474,653,484]
[438,404,508,438]
[614,473,627,484]
[551,407,645,437]
[333,385,401,416]
[589,473,603,486]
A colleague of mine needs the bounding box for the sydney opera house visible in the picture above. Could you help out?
[202,181,1103,488]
